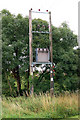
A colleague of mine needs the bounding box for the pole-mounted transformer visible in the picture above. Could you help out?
[29,9,54,97]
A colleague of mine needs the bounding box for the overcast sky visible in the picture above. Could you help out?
[0,0,79,35]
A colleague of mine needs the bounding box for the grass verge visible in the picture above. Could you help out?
[2,91,79,118]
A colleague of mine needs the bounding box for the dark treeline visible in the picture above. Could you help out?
[1,9,79,97]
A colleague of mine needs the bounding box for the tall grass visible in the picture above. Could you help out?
[2,91,79,118]
[0,96,2,120]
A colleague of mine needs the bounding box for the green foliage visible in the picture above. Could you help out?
[2,9,29,96]
[2,9,79,96]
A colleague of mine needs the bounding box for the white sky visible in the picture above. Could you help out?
[0,0,79,35]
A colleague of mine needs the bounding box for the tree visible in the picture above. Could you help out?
[2,9,29,96]
[52,22,78,92]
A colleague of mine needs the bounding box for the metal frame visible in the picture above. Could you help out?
[32,10,49,14]
[29,9,54,97]
[32,62,52,65]
[32,31,50,34]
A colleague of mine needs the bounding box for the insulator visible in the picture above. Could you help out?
[44,48,46,51]
[40,48,43,51]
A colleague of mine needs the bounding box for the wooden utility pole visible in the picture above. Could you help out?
[78,2,80,48]
[49,12,54,97]
[29,10,33,95]
[29,10,32,75]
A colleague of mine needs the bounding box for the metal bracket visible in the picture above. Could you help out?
[32,31,51,34]
[32,62,52,65]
